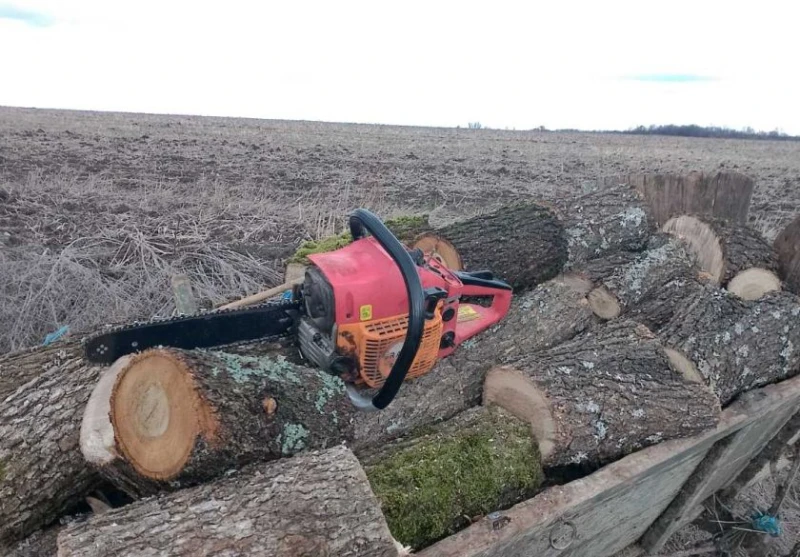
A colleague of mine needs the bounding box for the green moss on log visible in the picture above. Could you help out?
[288,232,353,265]
[288,215,433,265]
[364,407,543,549]
[382,215,433,243]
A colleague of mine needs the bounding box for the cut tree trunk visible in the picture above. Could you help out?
[578,251,641,284]
[490,273,599,354]
[659,285,800,405]
[775,214,800,294]
[82,343,491,495]
[362,406,543,550]
[0,347,103,544]
[82,347,356,496]
[625,276,708,332]
[585,234,698,320]
[483,320,721,469]
[57,446,401,557]
[0,338,81,400]
[434,202,568,290]
[624,170,755,226]
[663,215,781,299]
[553,183,654,269]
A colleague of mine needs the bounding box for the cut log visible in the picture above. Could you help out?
[435,202,568,290]
[83,343,489,495]
[363,406,543,550]
[57,446,401,557]
[660,285,800,405]
[483,320,721,469]
[775,214,800,294]
[411,233,463,270]
[662,215,781,299]
[625,170,755,226]
[0,347,103,544]
[554,182,654,269]
[496,273,598,352]
[625,276,708,332]
[585,234,698,320]
[578,251,641,284]
[0,339,81,400]
[83,348,355,495]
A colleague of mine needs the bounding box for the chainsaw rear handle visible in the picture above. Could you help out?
[347,209,425,411]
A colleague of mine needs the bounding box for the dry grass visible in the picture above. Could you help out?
[1,106,798,354]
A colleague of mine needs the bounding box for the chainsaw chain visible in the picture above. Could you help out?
[82,298,302,356]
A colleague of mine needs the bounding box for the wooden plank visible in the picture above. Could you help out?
[640,392,800,553]
[417,375,800,557]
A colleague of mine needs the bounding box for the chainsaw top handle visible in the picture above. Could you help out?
[347,209,425,412]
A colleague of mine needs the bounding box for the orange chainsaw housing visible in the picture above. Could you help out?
[307,236,512,388]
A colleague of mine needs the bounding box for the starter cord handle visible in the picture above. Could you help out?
[348,209,425,411]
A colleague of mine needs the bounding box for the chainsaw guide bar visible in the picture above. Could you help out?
[83,299,301,364]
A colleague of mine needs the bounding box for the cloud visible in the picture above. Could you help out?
[622,74,718,83]
[0,3,54,27]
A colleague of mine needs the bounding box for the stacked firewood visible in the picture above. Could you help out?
[1,171,798,556]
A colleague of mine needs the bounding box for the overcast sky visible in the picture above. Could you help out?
[1,1,799,133]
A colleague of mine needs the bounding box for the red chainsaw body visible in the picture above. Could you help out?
[308,236,512,363]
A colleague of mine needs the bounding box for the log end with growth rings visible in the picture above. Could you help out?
[412,233,463,270]
[662,215,724,283]
[727,268,782,300]
[483,366,557,462]
[587,286,621,320]
[109,350,219,480]
[662,347,704,384]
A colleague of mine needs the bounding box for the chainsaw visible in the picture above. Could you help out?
[83,209,513,411]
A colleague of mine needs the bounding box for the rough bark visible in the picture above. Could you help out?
[660,285,800,405]
[3,526,60,557]
[0,339,81,400]
[554,182,654,269]
[484,320,721,469]
[623,170,755,226]
[57,446,400,557]
[436,202,568,290]
[0,349,103,544]
[625,276,708,332]
[662,215,781,299]
[362,406,543,550]
[775,214,800,294]
[578,251,641,284]
[494,274,598,353]
[585,234,698,320]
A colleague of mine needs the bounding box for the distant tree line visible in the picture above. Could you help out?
[621,124,800,141]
